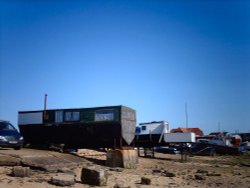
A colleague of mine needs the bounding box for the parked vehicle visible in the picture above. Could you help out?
[239,142,249,153]
[155,147,180,154]
[0,120,23,150]
[190,144,216,156]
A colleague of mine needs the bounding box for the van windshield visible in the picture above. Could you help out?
[0,122,16,131]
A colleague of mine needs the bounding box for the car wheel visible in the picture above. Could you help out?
[14,146,22,150]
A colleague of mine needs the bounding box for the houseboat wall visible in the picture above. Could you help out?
[18,106,136,149]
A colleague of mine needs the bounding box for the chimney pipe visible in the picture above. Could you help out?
[44,94,47,119]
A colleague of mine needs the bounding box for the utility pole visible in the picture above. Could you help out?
[218,122,221,132]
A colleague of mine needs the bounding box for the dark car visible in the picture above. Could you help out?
[155,147,180,154]
[0,120,24,150]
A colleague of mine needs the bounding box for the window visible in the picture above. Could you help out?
[72,112,80,121]
[95,109,114,121]
[64,111,80,122]
[0,122,16,131]
[136,127,141,134]
[55,111,63,123]
[141,125,147,131]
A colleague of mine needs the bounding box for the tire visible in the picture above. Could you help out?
[14,146,22,150]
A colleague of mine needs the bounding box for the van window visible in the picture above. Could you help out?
[0,122,16,131]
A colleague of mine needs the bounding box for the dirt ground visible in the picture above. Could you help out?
[0,148,249,188]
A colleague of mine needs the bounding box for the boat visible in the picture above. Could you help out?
[191,132,242,155]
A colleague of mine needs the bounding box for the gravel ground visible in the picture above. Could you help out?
[0,148,249,188]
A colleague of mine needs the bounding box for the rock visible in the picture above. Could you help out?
[162,171,176,177]
[57,168,76,176]
[44,164,77,172]
[113,182,130,188]
[50,174,75,186]
[195,174,206,180]
[141,177,151,185]
[181,172,187,175]
[186,175,193,180]
[0,155,21,166]
[152,169,162,174]
[241,163,250,167]
[12,166,31,177]
[196,169,208,174]
[32,179,45,183]
[21,156,77,172]
[81,166,108,186]
[109,167,124,172]
[216,182,223,186]
[207,173,221,176]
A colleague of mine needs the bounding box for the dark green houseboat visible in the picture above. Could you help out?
[18,106,136,149]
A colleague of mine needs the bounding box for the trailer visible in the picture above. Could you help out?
[135,121,197,145]
[18,105,136,149]
[164,132,195,143]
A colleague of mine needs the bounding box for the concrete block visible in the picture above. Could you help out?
[106,149,138,168]
[81,166,108,186]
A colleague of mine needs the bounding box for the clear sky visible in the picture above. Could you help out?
[0,0,249,134]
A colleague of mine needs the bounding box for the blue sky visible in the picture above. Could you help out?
[0,0,249,134]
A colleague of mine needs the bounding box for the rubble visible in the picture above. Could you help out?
[196,169,208,174]
[113,182,130,188]
[162,170,176,177]
[195,174,206,180]
[207,172,221,176]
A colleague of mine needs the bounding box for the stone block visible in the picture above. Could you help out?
[12,166,31,177]
[81,166,108,186]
